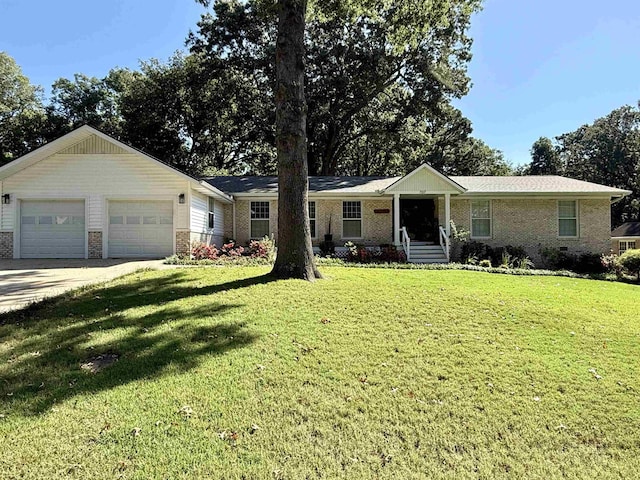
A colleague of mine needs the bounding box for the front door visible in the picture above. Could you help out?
[400,199,437,242]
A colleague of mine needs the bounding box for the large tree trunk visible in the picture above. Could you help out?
[271,0,321,280]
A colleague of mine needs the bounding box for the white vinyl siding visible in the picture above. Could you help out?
[558,200,578,237]
[250,201,270,239]
[620,240,637,253]
[3,153,189,231]
[20,200,85,258]
[342,201,362,239]
[470,200,491,238]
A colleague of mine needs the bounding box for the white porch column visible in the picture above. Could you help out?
[393,193,400,245]
[445,193,451,237]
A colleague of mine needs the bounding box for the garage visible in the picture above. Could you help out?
[108,201,173,258]
[20,200,86,258]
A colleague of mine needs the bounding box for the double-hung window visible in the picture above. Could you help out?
[470,200,491,238]
[558,200,578,237]
[309,201,316,238]
[620,240,636,253]
[208,198,215,230]
[250,201,270,238]
[342,201,362,238]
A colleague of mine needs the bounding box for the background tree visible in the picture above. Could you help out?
[270,0,320,280]
[0,52,46,165]
[527,136,563,175]
[190,0,489,176]
[557,104,640,226]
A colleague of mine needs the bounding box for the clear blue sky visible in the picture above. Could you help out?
[1,0,639,166]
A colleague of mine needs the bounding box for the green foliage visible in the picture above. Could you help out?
[189,0,505,176]
[618,249,640,279]
[0,52,46,164]
[527,136,563,175]
[557,104,640,226]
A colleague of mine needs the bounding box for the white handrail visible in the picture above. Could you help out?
[400,226,411,261]
[439,225,450,262]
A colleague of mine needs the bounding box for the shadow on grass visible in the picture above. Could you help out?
[0,272,278,415]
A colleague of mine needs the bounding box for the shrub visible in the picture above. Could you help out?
[343,242,406,264]
[479,259,492,268]
[220,241,245,257]
[248,235,275,261]
[618,249,640,279]
[601,253,623,277]
[449,221,469,262]
[191,242,219,260]
[574,253,607,274]
[319,240,335,256]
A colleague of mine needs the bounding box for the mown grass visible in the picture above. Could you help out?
[0,267,638,479]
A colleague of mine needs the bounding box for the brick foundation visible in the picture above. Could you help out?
[0,232,13,259]
[176,230,190,257]
[88,231,103,259]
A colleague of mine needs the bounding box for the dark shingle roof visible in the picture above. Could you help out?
[611,222,640,237]
[203,176,399,194]
[203,174,631,197]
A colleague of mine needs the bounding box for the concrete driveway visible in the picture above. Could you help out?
[0,259,166,313]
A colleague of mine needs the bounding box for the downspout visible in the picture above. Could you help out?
[232,201,237,241]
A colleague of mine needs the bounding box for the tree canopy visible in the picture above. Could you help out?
[2,2,507,177]
[520,104,640,226]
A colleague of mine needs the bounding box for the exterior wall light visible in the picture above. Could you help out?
[178,193,186,204]
[2,194,10,205]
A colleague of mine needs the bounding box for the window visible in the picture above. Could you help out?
[208,197,215,230]
[56,216,70,225]
[251,201,270,238]
[38,216,52,225]
[126,216,140,225]
[143,216,157,225]
[620,240,637,253]
[558,200,578,237]
[470,200,491,238]
[110,216,123,225]
[309,201,316,238]
[342,201,362,238]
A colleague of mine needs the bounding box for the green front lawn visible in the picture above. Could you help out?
[0,267,638,479]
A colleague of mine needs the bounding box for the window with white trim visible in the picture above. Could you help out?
[309,201,316,238]
[558,200,578,237]
[208,197,215,230]
[342,201,362,238]
[251,201,270,238]
[620,240,637,253]
[470,200,491,238]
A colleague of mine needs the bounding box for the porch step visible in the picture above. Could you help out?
[405,245,448,264]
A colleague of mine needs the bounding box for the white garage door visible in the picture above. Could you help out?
[20,200,86,258]
[108,201,173,258]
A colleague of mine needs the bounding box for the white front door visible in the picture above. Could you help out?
[20,200,86,258]
[108,201,173,258]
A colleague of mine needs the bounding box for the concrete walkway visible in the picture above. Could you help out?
[0,259,167,313]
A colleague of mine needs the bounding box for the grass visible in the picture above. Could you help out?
[0,266,638,479]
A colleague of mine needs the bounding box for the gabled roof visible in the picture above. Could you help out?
[204,176,398,195]
[452,175,631,197]
[384,164,466,194]
[0,125,233,203]
[611,222,640,238]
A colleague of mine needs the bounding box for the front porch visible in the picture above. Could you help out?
[393,194,451,263]
[385,164,465,264]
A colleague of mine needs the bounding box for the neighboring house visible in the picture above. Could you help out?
[611,222,640,255]
[0,126,631,263]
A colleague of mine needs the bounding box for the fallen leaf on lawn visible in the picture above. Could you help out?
[131,427,141,437]
[178,406,194,418]
[533,396,541,402]
[256,364,265,370]
[250,424,260,434]
[320,317,331,324]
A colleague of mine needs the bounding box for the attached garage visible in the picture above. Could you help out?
[20,200,86,258]
[108,201,173,258]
